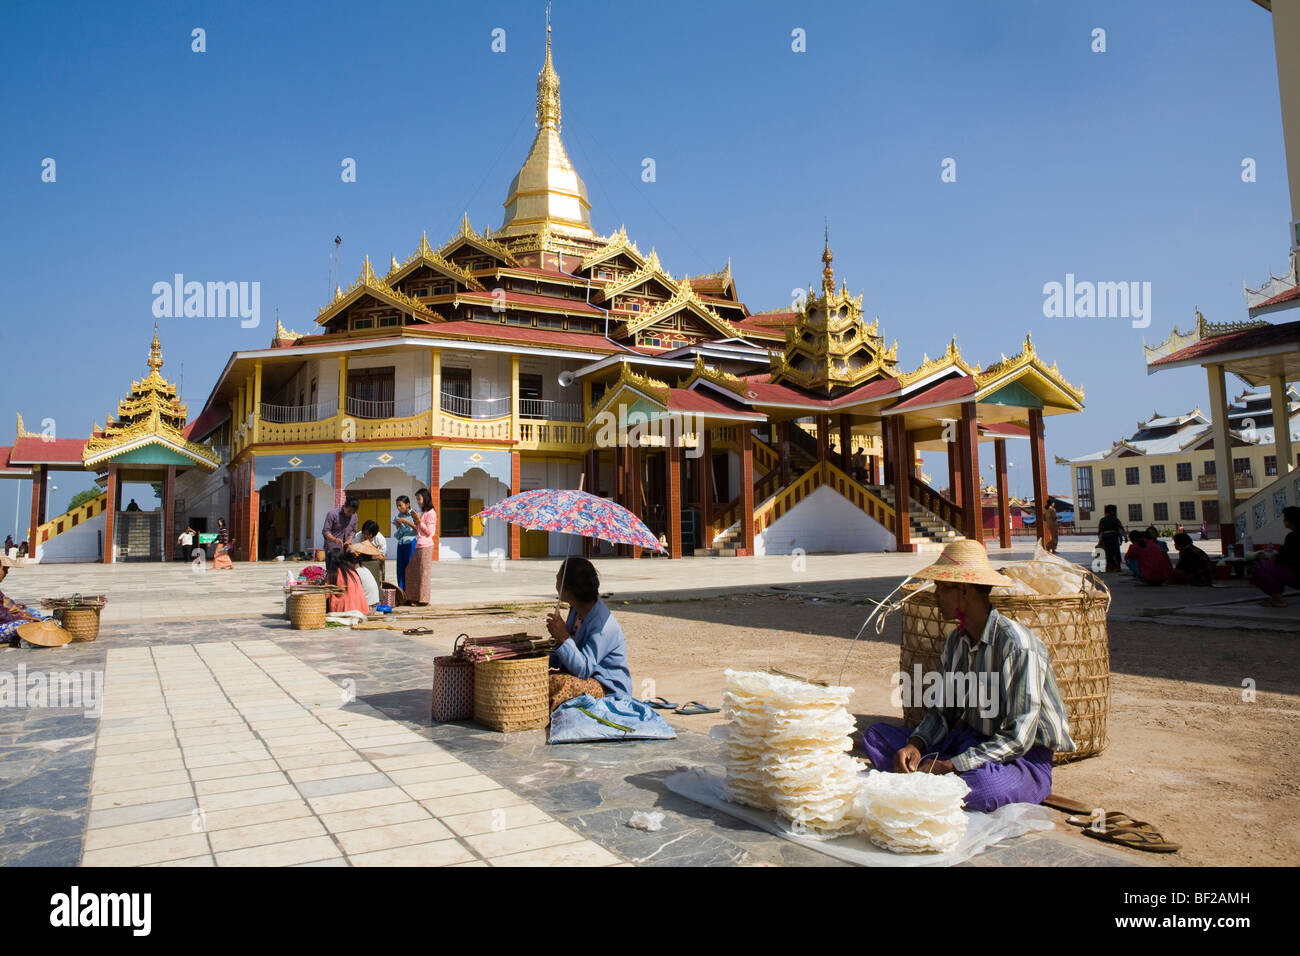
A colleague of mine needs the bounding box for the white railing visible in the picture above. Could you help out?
[520,398,582,422]
[344,393,431,420]
[440,391,510,419]
[260,401,337,424]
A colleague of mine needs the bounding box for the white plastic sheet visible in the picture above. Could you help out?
[665,768,1056,867]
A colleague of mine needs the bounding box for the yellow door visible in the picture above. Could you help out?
[521,529,548,557]
[354,497,391,537]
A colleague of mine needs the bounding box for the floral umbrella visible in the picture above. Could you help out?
[475,489,665,553]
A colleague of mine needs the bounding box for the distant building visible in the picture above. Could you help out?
[1058,388,1300,534]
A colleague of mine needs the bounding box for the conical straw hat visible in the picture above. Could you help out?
[910,539,1010,587]
[16,620,73,647]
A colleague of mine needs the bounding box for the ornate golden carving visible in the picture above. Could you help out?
[581,225,645,271]
[438,215,521,266]
[619,276,743,341]
[388,231,485,291]
[15,412,30,437]
[1144,309,1270,364]
[316,255,441,325]
[607,363,670,407]
[893,337,978,387]
[275,318,303,342]
[975,332,1084,405]
[678,355,747,397]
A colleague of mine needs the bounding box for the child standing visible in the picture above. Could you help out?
[393,495,418,591]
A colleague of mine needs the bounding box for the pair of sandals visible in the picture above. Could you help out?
[644,696,719,716]
[1044,794,1180,853]
[403,626,433,635]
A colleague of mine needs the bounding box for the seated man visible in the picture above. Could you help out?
[1170,532,1214,586]
[861,540,1075,812]
[1125,530,1172,584]
[545,557,632,711]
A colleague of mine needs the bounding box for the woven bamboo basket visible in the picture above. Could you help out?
[899,576,1111,764]
[60,607,101,642]
[473,653,550,733]
[432,634,475,722]
[289,592,327,630]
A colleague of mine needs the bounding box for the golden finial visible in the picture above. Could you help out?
[390,255,399,273]
[360,255,377,285]
[335,285,343,299]
[536,5,561,132]
[148,323,164,373]
[821,223,834,297]
[458,213,473,238]
[16,412,27,437]
[417,230,434,258]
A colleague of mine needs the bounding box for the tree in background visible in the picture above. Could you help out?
[67,488,100,509]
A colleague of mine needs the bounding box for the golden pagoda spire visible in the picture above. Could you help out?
[148,322,163,373]
[497,10,594,239]
[537,3,561,132]
[821,223,834,297]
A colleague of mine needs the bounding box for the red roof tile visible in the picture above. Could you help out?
[184,407,230,441]
[9,436,87,465]
[0,446,28,474]
[885,376,976,413]
[667,388,764,418]
[734,375,899,409]
[1250,285,1300,311]
[454,290,604,314]
[979,422,1029,437]
[1149,318,1300,367]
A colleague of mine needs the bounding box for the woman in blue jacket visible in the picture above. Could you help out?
[545,557,632,711]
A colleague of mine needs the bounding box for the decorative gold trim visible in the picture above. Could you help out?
[596,249,673,303]
[1143,309,1270,363]
[580,225,645,271]
[275,318,303,342]
[15,412,30,438]
[386,231,486,291]
[894,338,977,388]
[975,333,1085,405]
[437,214,520,266]
[619,276,743,340]
[315,255,442,326]
[677,355,748,398]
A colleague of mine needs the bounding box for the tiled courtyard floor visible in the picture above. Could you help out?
[0,611,1146,867]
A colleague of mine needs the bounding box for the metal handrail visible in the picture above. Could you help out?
[259,401,337,424]
[440,391,510,419]
[519,398,583,422]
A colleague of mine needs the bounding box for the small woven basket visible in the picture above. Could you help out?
[61,607,101,643]
[432,634,475,722]
[289,592,327,630]
[899,573,1111,764]
[473,653,550,733]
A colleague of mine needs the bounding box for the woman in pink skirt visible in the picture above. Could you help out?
[405,487,437,605]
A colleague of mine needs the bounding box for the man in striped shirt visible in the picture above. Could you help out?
[861,540,1076,812]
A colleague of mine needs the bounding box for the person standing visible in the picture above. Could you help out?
[392,495,417,591]
[212,518,233,570]
[1097,504,1126,572]
[1043,503,1059,554]
[404,488,436,606]
[321,497,359,567]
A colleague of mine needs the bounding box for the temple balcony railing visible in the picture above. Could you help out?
[435,408,512,442]
[440,391,511,420]
[345,393,431,421]
[260,401,337,424]
[516,421,589,453]
[520,398,583,422]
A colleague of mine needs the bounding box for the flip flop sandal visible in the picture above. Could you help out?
[674,701,720,715]
[643,696,678,710]
[403,626,433,635]
[1082,824,1181,853]
[1066,811,1157,833]
[1041,793,1091,815]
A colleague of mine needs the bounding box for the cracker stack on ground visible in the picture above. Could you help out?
[718,669,865,838]
[857,768,970,853]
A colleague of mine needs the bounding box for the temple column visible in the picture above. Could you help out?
[816,414,830,483]
[510,355,520,443]
[838,415,852,474]
[890,419,911,552]
[430,444,440,561]
[1270,374,1293,475]
[1029,408,1048,544]
[102,464,118,563]
[995,438,1012,549]
[959,403,981,541]
[881,419,893,489]
[700,428,713,544]
[666,421,681,559]
[615,444,627,557]
[337,355,349,421]
[779,421,792,486]
[583,449,597,557]
[947,436,962,507]
[629,444,641,561]
[740,425,755,556]
[27,465,45,559]
[430,349,440,436]
[1207,364,1237,548]
[163,465,176,561]
[510,451,520,560]
[252,360,263,446]
[247,457,259,562]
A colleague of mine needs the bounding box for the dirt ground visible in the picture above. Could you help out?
[418,587,1300,867]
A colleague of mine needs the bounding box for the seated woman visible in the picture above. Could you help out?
[1125,530,1172,585]
[1251,506,1300,607]
[349,520,387,593]
[1170,532,1214,586]
[327,552,372,613]
[0,555,44,645]
[544,557,632,711]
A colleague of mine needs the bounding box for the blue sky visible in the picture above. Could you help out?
[0,0,1292,529]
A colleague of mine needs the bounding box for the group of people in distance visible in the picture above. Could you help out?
[320,490,437,614]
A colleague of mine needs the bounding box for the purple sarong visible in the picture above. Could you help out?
[1250,558,1294,597]
[861,722,1054,813]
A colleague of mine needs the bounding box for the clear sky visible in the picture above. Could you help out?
[0,0,1292,531]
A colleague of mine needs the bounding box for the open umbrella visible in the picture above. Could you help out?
[475,488,665,554]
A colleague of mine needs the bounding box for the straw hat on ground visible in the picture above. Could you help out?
[910,539,1010,587]
[0,554,18,569]
[16,620,73,647]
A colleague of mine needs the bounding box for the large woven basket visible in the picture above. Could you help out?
[61,607,101,643]
[473,654,550,733]
[433,635,475,722]
[289,592,327,630]
[899,576,1111,764]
